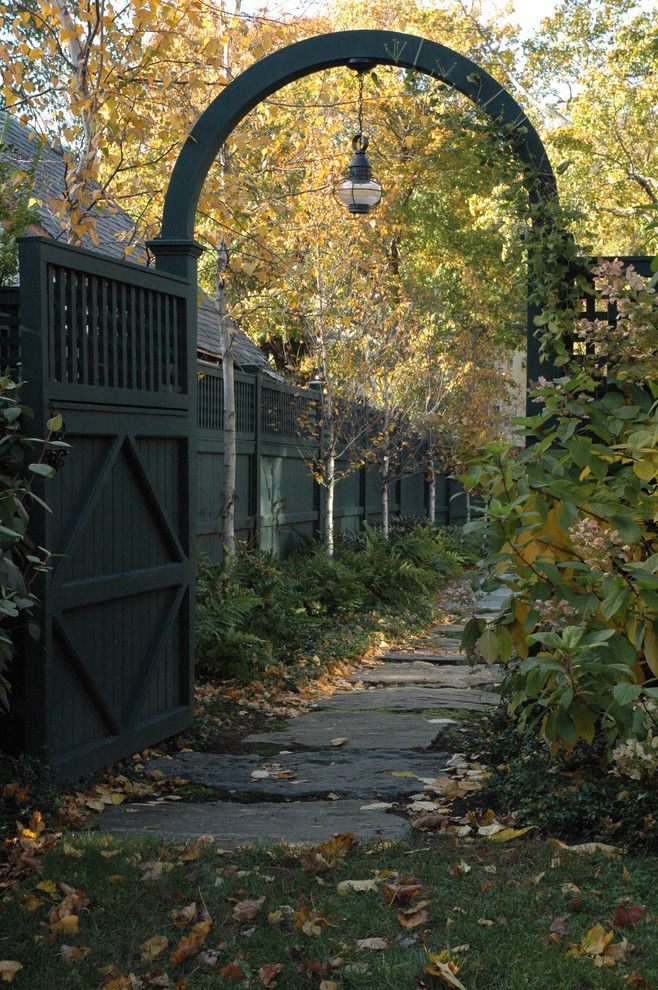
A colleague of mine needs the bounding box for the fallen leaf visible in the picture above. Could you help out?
[0,962,23,983]
[60,945,91,963]
[19,894,41,913]
[62,843,82,858]
[294,907,330,936]
[357,937,389,950]
[580,923,615,957]
[488,826,536,842]
[169,920,211,965]
[330,737,348,747]
[218,962,243,982]
[382,882,423,904]
[423,954,466,989]
[52,914,79,935]
[141,935,168,963]
[258,963,284,986]
[397,900,430,928]
[337,879,377,894]
[318,983,339,990]
[232,896,265,922]
[171,902,197,927]
[613,902,645,929]
[549,916,571,937]
[449,861,471,877]
[550,839,621,858]
[360,802,393,811]
[36,880,59,899]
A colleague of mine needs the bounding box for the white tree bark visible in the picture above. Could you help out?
[428,461,436,525]
[382,453,390,539]
[325,450,335,557]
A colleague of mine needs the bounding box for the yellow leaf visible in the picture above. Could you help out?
[424,955,467,989]
[488,826,536,842]
[52,914,79,935]
[140,935,168,963]
[0,961,23,983]
[581,924,614,957]
[19,894,41,913]
[62,843,82,858]
[36,880,58,899]
[336,879,378,894]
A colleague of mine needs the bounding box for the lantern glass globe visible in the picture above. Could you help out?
[335,177,383,215]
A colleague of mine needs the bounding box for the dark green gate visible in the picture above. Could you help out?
[18,237,197,779]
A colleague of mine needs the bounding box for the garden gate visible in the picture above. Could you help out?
[11,29,642,781]
[17,237,197,779]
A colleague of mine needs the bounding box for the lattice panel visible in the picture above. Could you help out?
[46,263,186,393]
[262,386,317,438]
[197,370,256,434]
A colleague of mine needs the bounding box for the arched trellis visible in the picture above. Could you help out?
[148,28,560,387]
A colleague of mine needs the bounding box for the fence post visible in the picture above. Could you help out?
[360,464,367,532]
[253,370,262,549]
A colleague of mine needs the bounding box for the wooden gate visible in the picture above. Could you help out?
[18,237,196,779]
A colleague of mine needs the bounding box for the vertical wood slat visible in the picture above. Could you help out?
[111,280,118,388]
[101,278,109,387]
[121,281,128,389]
[130,284,137,390]
[58,267,67,383]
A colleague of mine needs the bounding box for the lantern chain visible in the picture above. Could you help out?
[357,71,364,137]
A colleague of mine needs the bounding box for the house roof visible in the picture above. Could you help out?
[0,113,278,376]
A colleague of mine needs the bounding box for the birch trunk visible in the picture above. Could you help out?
[325,451,335,557]
[466,490,472,525]
[428,462,436,525]
[382,455,390,539]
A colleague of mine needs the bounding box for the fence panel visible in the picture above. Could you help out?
[17,237,196,779]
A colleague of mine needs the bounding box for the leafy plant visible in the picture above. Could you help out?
[0,378,67,709]
[195,521,471,681]
[461,259,658,751]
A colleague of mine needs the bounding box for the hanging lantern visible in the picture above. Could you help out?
[334,68,383,216]
[335,134,383,215]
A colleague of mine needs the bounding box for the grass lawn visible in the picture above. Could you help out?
[1,831,656,989]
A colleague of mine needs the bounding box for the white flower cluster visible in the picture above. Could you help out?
[612,731,658,782]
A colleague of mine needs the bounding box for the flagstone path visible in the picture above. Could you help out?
[101,580,510,846]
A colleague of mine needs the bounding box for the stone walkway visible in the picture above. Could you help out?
[101,581,509,845]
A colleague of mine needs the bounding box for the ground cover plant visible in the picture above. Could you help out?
[1,830,657,989]
[196,521,472,685]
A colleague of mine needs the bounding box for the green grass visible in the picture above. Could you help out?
[2,832,656,989]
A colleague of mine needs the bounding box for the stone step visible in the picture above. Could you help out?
[382,650,465,665]
[245,710,450,752]
[351,662,501,688]
[144,748,450,800]
[318,686,500,713]
[99,799,411,844]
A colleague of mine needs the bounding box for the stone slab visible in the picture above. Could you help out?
[98,799,411,844]
[350,662,501,688]
[245,710,447,751]
[318,686,500,712]
[144,749,451,799]
[382,651,465,664]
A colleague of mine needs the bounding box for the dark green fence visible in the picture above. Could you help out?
[196,362,464,561]
[11,236,197,779]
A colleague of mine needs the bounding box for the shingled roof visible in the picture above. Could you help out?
[0,113,277,376]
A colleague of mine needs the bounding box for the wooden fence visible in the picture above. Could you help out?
[196,362,467,561]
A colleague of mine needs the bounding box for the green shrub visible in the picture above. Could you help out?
[0,379,66,710]
[463,707,658,851]
[461,259,658,753]
[195,520,470,682]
